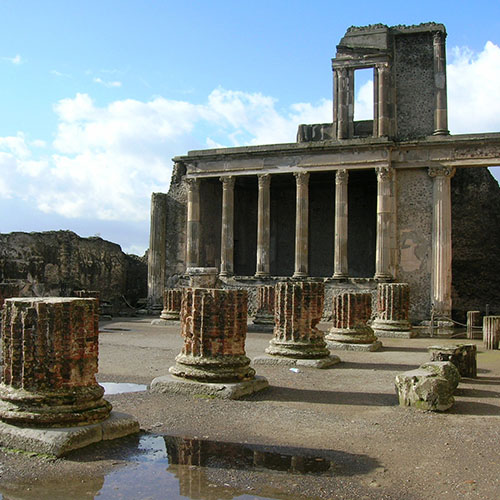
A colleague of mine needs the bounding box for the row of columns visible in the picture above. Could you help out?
[185,165,454,316]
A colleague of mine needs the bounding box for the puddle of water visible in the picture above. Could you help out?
[99,327,131,332]
[0,434,372,499]
[100,382,147,395]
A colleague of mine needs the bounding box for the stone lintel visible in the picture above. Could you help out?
[252,354,340,369]
[0,411,139,457]
[175,133,500,178]
[149,374,269,400]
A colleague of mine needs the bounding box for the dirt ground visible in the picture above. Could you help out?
[0,317,499,500]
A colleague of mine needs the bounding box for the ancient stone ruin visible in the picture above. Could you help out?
[150,288,268,398]
[254,281,340,368]
[326,291,381,351]
[148,22,500,330]
[0,297,138,456]
[0,231,147,314]
[372,282,413,338]
[252,285,275,328]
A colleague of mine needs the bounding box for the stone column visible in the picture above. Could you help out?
[371,283,414,338]
[336,68,349,140]
[483,316,500,350]
[220,176,235,277]
[428,166,455,318]
[333,169,349,278]
[147,192,168,312]
[0,298,111,426]
[255,174,271,277]
[253,285,275,327]
[433,31,449,135]
[169,288,256,382]
[326,292,381,351]
[377,63,391,137]
[293,172,309,278]
[160,288,183,320]
[466,311,481,340]
[260,282,338,367]
[186,178,201,270]
[375,166,395,280]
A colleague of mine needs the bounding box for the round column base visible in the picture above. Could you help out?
[0,384,112,427]
[326,326,377,344]
[169,354,255,383]
[265,338,330,359]
[160,310,180,321]
[371,319,414,338]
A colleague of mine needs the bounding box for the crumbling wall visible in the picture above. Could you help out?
[0,230,147,311]
[452,167,500,321]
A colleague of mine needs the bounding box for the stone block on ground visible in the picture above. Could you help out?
[395,368,454,412]
[428,344,477,378]
[420,361,461,390]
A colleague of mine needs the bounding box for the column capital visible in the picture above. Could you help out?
[257,173,271,189]
[294,171,310,186]
[428,166,456,178]
[335,169,349,184]
[220,175,235,189]
[185,177,200,190]
[375,166,393,182]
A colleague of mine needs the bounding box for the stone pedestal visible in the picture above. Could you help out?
[186,267,219,288]
[254,282,339,368]
[327,292,381,351]
[253,285,275,329]
[160,288,182,320]
[466,311,481,340]
[372,283,414,338]
[151,288,268,398]
[483,316,500,350]
[0,298,138,456]
[428,344,477,378]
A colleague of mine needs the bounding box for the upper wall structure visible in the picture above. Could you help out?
[298,23,448,142]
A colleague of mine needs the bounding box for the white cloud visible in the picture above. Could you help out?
[448,41,500,134]
[3,54,22,65]
[93,77,122,88]
[354,80,374,121]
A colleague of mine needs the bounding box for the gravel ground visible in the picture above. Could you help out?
[0,317,499,500]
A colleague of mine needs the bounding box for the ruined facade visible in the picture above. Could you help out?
[148,23,500,323]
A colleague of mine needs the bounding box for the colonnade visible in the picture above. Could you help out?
[184,165,454,317]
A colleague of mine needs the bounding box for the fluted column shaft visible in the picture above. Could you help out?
[220,176,235,277]
[160,288,182,320]
[186,178,200,269]
[294,172,309,277]
[429,166,455,317]
[255,174,271,277]
[483,316,500,350]
[375,167,395,279]
[333,169,348,278]
[433,31,449,135]
[372,283,413,337]
[148,192,168,310]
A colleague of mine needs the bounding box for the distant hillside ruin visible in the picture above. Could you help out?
[0,230,147,312]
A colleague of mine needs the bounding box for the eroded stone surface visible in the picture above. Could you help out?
[0,298,111,427]
[428,344,477,377]
[169,288,255,382]
[395,368,454,412]
[372,283,414,337]
[420,361,460,390]
[483,316,500,350]
[265,282,331,360]
[253,285,275,326]
[327,292,380,348]
[160,288,182,320]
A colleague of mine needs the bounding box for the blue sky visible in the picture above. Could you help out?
[1,0,500,254]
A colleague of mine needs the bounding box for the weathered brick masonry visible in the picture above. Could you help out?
[0,297,111,426]
[160,288,182,320]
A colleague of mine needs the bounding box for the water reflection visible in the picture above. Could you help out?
[100,382,147,395]
[0,434,377,500]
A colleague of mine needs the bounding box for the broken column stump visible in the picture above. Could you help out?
[371,282,414,338]
[151,288,182,325]
[187,267,219,288]
[252,285,275,331]
[0,297,139,456]
[483,316,500,350]
[326,291,382,351]
[253,281,340,368]
[150,288,268,399]
[466,311,482,340]
[395,366,455,412]
[428,344,477,378]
